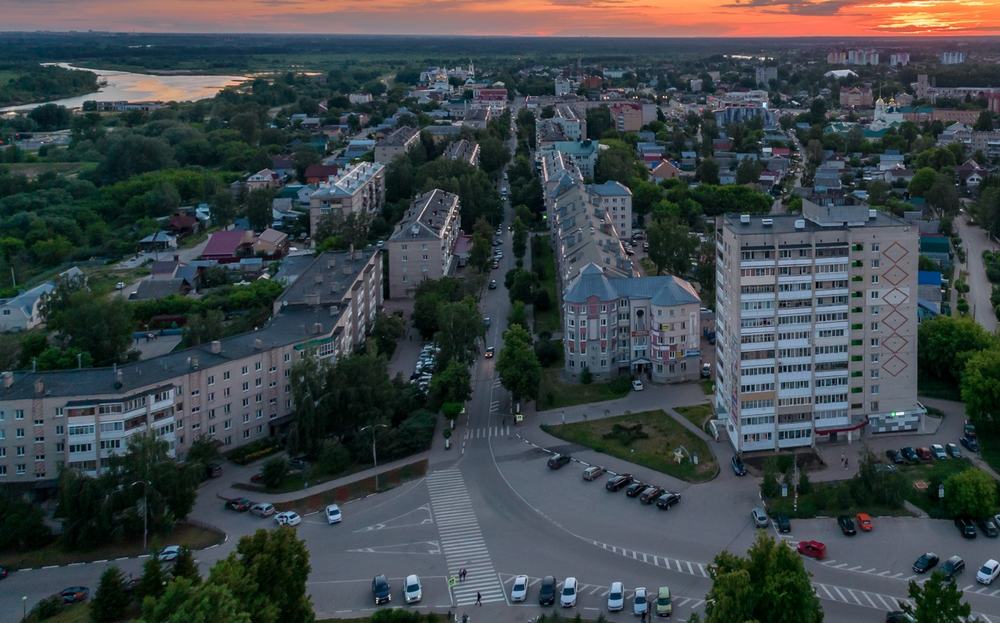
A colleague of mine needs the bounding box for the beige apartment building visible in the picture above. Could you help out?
[308,162,386,238]
[0,249,382,487]
[374,126,421,164]
[386,189,461,299]
[714,201,922,455]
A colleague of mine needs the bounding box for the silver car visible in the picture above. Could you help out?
[752,507,769,528]
[510,575,528,603]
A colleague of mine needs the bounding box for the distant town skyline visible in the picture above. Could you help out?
[0,0,998,37]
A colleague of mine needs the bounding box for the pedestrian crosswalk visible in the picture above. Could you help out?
[465,425,510,439]
[426,469,505,606]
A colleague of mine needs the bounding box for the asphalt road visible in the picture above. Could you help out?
[955,213,998,333]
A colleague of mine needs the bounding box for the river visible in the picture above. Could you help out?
[0,63,247,112]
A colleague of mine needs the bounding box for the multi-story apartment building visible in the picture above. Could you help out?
[374,126,420,164]
[889,53,910,67]
[563,264,701,383]
[0,249,383,487]
[554,77,574,96]
[308,162,386,237]
[610,102,643,133]
[538,140,600,179]
[386,189,461,299]
[587,181,633,240]
[755,66,778,88]
[714,202,923,455]
[551,105,585,140]
[839,86,873,109]
[940,51,966,65]
[443,139,480,167]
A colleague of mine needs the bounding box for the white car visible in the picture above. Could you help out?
[607,581,625,612]
[632,379,644,391]
[157,545,181,562]
[250,502,275,517]
[633,586,648,616]
[510,575,528,603]
[978,559,1000,585]
[325,504,342,524]
[560,577,578,608]
[274,511,301,527]
[404,574,422,603]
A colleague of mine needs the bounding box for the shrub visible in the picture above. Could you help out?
[27,596,63,622]
[317,440,352,476]
[261,456,289,488]
[534,338,562,367]
[580,366,593,385]
[603,422,649,446]
[609,376,633,394]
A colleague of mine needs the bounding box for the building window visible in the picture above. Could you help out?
[871,384,879,394]
[207,375,215,386]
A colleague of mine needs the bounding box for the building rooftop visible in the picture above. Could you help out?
[587,180,632,197]
[311,161,385,199]
[564,263,699,306]
[722,204,909,235]
[390,189,460,242]
[379,126,420,147]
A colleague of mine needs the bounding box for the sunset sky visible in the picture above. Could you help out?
[1,0,999,37]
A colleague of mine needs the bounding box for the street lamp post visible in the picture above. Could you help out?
[130,479,151,552]
[360,424,389,491]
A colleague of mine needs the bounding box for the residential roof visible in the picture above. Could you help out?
[564,263,699,306]
[389,189,460,242]
[202,230,252,259]
[379,126,420,147]
[304,164,339,180]
[130,279,185,301]
[310,162,385,200]
[587,181,632,198]
[257,228,288,245]
[139,231,176,244]
[918,271,943,286]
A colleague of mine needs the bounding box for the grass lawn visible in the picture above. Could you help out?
[766,479,914,519]
[26,603,91,623]
[901,458,981,518]
[233,461,371,494]
[640,257,657,276]
[675,404,713,431]
[3,162,97,179]
[542,409,718,483]
[537,367,631,410]
[700,379,715,395]
[918,375,962,402]
[1,522,224,570]
[531,238,561,335]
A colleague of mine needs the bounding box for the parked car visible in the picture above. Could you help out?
[560,577,578,607]
[583,466,605,481]
[962,435,980,452]
[701,362,712,378]
[606,473,633,491]
[946,442,962,459]
[774,513,791,533]
[539,575,557,606]
[632,379,644,391]
[912,552,939,573]
[956,517,978,539]
[607,581,625,612]
[633,586,648,616]
[656,492,682,510]
[372,574,391,605]
[916,447,933,461]
[900,447,919,463]
[640,486,665,504]
[979,559,1000,585]
[547,454,571,470]
[157,545,181,562]
[484,347,495,359]
[979,517,999,538]
[288,457,309,472]
[225,497,252,512]
[931,444,948,460]
[965,421,977,438]
[837,515,857,536]
[856,512,873,532]
[751,507,769,528]
[250,472,265,484]
[626,482,647,498]
[205,462,223,478]
[731,455,747,476]
[488,280,497,290]
[510,575,528,603]
[886,612,916,623]
[885,449,903,464]
[325,504,342,525]
[796,540,826,560]
[59,586,90,604]
[250,502,275,517]
[275,511,302,527]
[0,565,8,580]
[655,586,672,617]
[941,555,966,581]
[404,574,422,604]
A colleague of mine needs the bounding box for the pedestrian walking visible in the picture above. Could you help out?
[844,456,849,468]
[476,591,482,606]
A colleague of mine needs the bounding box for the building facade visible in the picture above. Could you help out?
[714,203,922,454]
[0,250,382,486]
[309,162,386,237]
[386,189,461,299]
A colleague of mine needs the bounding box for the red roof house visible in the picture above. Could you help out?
[201,230,253,263]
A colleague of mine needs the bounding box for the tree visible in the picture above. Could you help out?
[508,268,539,304]
[646,217,697,276]
[211,191,237,227]
[497,324,541,404]
[244,189,274,232]
[927,173,960,215]
[316,211,372,252]
[220,528,314,623]
[261,456,289,489]
[372,312,406,357]
[944,468,998,519]
[512,218,527,260]
[138,556,168,601]
[704,532,822,623]
[508,300,528,328]
[469,233,492,273]
[974,111,995,132]
[905,570,973,623]
[918,315,995,384]
[94,133,176,185]
[435,299,484,367]
[735,159,763,185]
[0,494,52,550]
[139,577,251,623]
[92,566,130,623]
[29,103,71,131]
[46,290,133,365]
[696,158,720,185]
[429,360,472,406]
[596,144,645,184]
[586,106,612,139]
[478,137,510,174]
[185,436,220,470]
[172,547,201,585]
[184,309,225,346]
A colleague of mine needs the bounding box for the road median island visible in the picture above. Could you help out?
[273,458,429,515]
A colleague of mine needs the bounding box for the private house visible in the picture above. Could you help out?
[271,156,295,180]
[650,160,683,181]
[254,228,290,257]
[138,231,178,253]
[0,267,84,332]
[168,212,199,238]
[246,169,282,192]
[304,164,339,184]
[201,230,254,263]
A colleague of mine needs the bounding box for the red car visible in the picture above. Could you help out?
[917,447,934,461]
[856,512,873,532]
[225,497,252,512]
[797,540,826,560]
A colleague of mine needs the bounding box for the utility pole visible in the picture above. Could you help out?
[360,423,388,491]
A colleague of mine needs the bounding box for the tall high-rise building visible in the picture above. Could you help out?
[713,201,923,453]
[940,51,967,65]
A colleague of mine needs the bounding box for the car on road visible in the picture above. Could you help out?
[225,497,252,512]
[751,507,769,528]
[606,474,633,491]
[979,559,1000,585]
[640,486,665,504]
[372,574,391,605]
[547,454,571,469]
[539,575,557,606]
[900,447,919,463]
[979,517,999,537]
[965,421,977,438]
[886,612,916,623]
[157,545,181,562]
[484,316,491,328]
[59,586,90,604]
[561,577,578,607]
[275,511,302,527]
[404,574,422,604]
[941,555,966,581]
[856,512,873,532]
[962,435,980,452]
[913,552,939,574]
[956,518,977,539]
[916,447,933,461]
[325,504,342,525]
[946,442,962,458]
[583,466,605,481]
[607,581,625,612]
[491,260,500,269]
[731,455,747,476]
[488,280,497,289]
[484,347,495,359]
[885,449,903,464]
[510,575,528,603]
[774,513,791,533]
[701,362,712,378]
[626,482,647,498]
[250,502,275,517]
[931,444,948,460]
[656,492,682,510]
[655,585,672,617]
[796,540,826,560]
[631,379,644,391]
[837,515,857,536]
[633,586,648,616]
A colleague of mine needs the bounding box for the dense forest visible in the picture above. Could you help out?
[0,63,99,107]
